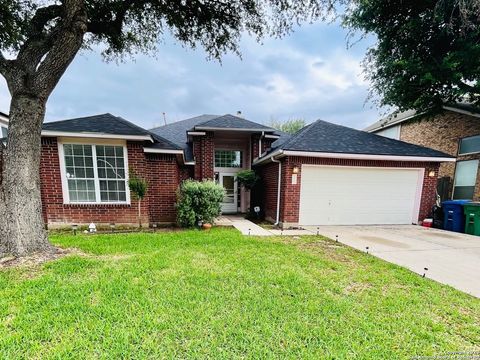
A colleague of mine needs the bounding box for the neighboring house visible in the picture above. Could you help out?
[365,103,480,201]
[0,111,8,139]
[34,112,453,228]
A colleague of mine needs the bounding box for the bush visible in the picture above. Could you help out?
[176,180,225,228]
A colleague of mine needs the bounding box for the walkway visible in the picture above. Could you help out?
[216,215,273,236]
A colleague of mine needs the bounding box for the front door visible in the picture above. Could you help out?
[219,173,237,213]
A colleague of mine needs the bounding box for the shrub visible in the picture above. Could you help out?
[176,180,225,228]
[236,169,260,190]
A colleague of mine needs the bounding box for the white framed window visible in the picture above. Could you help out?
[452,160,479,200]
[459,135,480,155]
[59,142,130,204]
[214,150,243,168]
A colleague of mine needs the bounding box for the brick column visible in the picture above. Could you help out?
[193,132,214,180]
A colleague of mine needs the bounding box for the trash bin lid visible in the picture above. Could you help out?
[442,200,471,206]
[464,202,480,206]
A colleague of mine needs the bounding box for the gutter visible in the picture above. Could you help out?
[143,147,195,166]
[42,130,154,142]
[253,149,454,165]
[271,156,282,226]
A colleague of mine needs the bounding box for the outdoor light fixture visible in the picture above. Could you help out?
[428,170,436,177]
[72,224,78,236]
[292,166,300,174]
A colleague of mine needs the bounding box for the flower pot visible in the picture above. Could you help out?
[202,223,212,230]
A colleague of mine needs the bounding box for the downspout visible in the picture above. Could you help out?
[271,156,281,226]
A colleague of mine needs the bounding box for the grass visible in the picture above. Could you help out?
[0,228,479,359]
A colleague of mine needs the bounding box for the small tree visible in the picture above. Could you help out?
[176,180,225,228]
[236,170,260,191]
[128,172,148,228]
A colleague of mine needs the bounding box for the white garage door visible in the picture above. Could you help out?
[299,166,423,225]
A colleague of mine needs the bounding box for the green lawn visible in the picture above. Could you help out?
[0,228,478,359]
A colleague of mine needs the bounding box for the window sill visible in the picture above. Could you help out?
[63,203,131,207]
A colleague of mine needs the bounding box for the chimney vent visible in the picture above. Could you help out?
[236,111,242,117]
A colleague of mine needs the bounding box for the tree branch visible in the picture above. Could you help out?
[32,0,88,99]
[0,52,15,82]
[16,4,63,72]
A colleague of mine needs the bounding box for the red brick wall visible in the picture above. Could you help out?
[40,138,180,226]
[257,161,280,222]
[193,132,214,180]
[258,156,440,226]
[145,153,179,224]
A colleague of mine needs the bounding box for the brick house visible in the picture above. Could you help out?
[1,112,455,228]
[364,104,480,201]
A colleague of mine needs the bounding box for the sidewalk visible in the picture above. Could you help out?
[216,215,315,236]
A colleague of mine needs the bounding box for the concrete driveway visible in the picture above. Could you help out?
[305,225,480,298]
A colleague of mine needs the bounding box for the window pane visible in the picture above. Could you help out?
[215,150,243,168]
[453,160,479,200]
[73,145,84,156]
[96,145,127,203]
[454,160,479,187]
[64,145,73,156]
[105,146,115,156]
[2,126,9,138]
[453,186,475,200]
[459,135,480,155]
[64,144,96,203]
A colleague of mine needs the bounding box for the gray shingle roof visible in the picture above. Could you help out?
[150,115,219,161]
[43,113,151,136]
[150,114,284,162]
[364,102,480,133]
[42,113,180,150]
[195,114,275,131]
[270,119,453,158]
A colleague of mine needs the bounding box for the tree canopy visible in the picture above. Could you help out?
[344,0,480,112]
[269,118,306,134]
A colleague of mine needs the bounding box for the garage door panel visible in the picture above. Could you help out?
[299,166,421,225]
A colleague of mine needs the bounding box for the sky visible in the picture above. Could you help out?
[0,22,385,130]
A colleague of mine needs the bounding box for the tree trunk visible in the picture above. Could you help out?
[0,95,52,257]
[138,199,142,228]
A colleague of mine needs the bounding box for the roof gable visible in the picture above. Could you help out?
[270,119,453,159]
[194,114,275,131]
[43,113,151,136]
[42,113,180,150]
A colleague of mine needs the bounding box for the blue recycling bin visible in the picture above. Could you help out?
[442,200,470,233]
